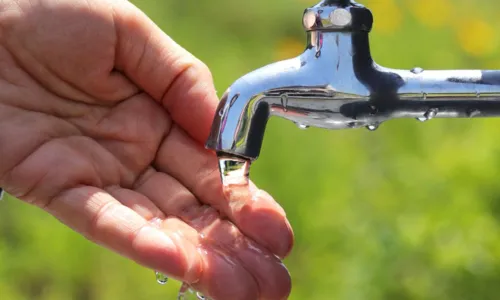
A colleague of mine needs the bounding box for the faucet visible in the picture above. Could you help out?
[205,0,500,161]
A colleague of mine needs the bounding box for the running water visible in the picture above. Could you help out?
[218,155,251,187]
[217,155,252,211]
[157,155,250,300]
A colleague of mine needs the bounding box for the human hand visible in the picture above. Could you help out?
[0,1,294,299]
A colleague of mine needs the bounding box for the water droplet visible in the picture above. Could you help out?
[425,108,438,119]
[297,123,309,130]
[218,156,251,187]
[366,124,379,131]
[417,108,438,122]
[155,271,168,285]
[303,10,316,30]
[411,67,424,74]
[177,283,192,300]
[467,108,481,118]
[280,94,288,112]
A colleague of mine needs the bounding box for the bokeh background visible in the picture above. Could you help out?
[3,0,500,299]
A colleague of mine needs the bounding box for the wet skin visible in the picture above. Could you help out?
[0,1,294,299]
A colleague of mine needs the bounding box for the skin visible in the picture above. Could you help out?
[0,0,294,299]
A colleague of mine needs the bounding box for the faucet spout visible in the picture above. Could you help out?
[206,0,500,161]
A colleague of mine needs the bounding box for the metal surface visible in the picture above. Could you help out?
[206,0,500,161]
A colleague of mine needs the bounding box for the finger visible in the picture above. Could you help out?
[106,185,164,221]
[190,213,292,300]
[44,186,202,283]
[158,218,260,300]
[155,126,294,258]
[133,167,200,217]
[112,1,218,143]
[134,171,292,299]
[59,185,261,299]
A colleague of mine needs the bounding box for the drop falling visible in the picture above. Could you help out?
[218,156,251,187]
[155,271,168,285]
[366,124,379,131]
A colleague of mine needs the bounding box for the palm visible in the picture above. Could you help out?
[0,0,293,299]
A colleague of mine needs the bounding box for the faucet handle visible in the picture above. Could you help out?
[303,0,373,33]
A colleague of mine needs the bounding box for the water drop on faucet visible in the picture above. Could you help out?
[425,108,438,119]
[155,271,168,285]
[366,124,379,131]
[417,108,438,122]
[297,123,309,130]
[411,67,424,74]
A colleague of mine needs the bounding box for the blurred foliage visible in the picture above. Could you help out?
[2,0,500,299]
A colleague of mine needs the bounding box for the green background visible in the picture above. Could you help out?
[3,0,500,299]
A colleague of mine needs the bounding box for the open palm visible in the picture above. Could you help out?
[0,1,293,299]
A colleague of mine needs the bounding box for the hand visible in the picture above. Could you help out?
[0,1,294,299]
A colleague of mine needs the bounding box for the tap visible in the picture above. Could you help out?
[205,0,500,161]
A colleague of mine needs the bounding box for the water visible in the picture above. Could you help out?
[155,271,168,285]
[417,108,438,122]
[366,124,379,131]
[177,282,210,300]
[297,123,309,130]
[0,188,4,201]
[218,156,251,187]
[411,67,424,74]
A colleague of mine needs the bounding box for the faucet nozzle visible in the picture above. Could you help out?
[206,0,500,161]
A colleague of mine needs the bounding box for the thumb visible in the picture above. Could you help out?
[112,1,218,143]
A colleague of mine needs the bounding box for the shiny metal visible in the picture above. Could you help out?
[206,0,500,161]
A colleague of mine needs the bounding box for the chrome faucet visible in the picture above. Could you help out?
[206,0,500,161]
